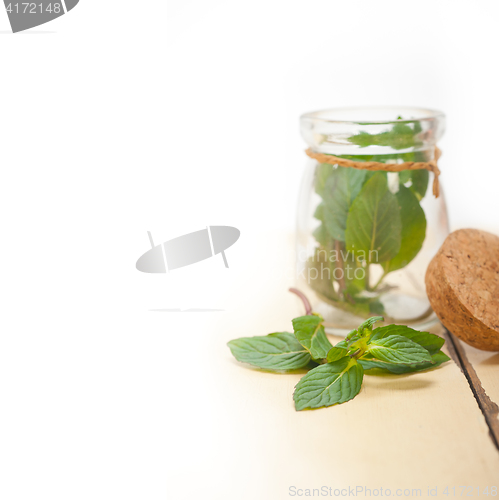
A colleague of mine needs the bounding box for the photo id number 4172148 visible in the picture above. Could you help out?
[5,3,62,14]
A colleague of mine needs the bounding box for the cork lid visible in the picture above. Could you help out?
[425,229,499,351]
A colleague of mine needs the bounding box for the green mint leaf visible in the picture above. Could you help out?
[344,329,359,342]
[348,122,422,150]
[334,336,362,357]
[363,170,388,187]
[312,223,329,247]
[370,325,444,356]
[326,346,348,362]
[358,316,384,333]
[312,203,329,247]
[359,350,450,374]
[399,170,412,184]
[292,315,333,361]
[335,338,353,350]
[366,335,433,365]
[331,242,368,296]
[315,163,335,197]
[409,169,429,200]
[293,358,364,410]
[313,202,324,221]
[345,173,402,263]
[227,332,311,371]
[323,167,366,242]
[305,254,342,303]
[393,148,428,196]
[382,185,426,275]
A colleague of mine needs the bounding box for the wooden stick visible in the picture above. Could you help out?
[444,328,499,451]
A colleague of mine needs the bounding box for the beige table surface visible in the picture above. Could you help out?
[166,232,499,499]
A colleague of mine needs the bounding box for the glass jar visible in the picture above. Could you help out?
[296,107,449,333]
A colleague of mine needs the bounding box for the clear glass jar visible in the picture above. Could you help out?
[296,107,449,333]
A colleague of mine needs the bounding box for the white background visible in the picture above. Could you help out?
[0,1,498,499]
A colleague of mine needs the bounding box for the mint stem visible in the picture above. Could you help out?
[365,264,371,291]
[289,288,313,315]
[372,271,387,291]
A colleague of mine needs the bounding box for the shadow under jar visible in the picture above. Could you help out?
[296,107,449,334]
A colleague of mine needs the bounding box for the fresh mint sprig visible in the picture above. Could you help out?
[227,289,450,411]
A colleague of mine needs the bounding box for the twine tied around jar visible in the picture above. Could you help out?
[305,147,442,198]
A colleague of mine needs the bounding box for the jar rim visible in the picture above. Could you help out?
[300,106,445,156]
[300,106,445,125]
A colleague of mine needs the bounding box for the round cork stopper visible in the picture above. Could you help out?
[425,229,499,351]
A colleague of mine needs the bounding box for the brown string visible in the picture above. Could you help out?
[305,146,442,198]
